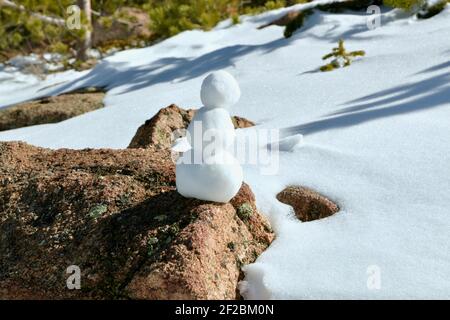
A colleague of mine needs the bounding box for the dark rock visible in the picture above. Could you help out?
[276,186,339,222]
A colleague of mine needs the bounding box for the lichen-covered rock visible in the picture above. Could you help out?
[276,186,339,222]
[128,104,195,149]
[128,104,254,149]
[0,90,104,132]
[126,183,273,300]
[0,141,273,299]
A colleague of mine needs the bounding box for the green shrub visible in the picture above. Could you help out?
[0,0,73,54]
[417,0,448,18]
[0,0,141,60]
[146,0,310,40]
[264,0,287,10]
[146,0,235,38]
[231,13,240,25]
[383,0,425,11]
[49,42,69,55]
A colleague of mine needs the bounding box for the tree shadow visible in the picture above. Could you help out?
[280,62,450,137]
[50,34,304,97]
[46,12,382,98]
[414,60,450,75]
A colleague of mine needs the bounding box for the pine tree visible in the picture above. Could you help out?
[320,39,365,72]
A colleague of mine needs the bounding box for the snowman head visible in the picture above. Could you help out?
[200,70,241,109]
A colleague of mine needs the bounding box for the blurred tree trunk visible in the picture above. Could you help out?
[76,0,92,61]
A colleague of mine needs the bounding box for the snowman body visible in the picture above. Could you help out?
[187,107,236,153]
[176,71,243,203]
[176,149,243,203]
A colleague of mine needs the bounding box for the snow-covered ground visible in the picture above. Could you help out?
[1,3,449,299]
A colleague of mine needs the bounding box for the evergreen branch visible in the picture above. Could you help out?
[348,50,366,57]
[322,52,335,60]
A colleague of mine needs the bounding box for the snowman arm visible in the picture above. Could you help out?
[172,137,192,153]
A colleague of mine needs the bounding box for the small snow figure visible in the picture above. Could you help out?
[176,71,243,203]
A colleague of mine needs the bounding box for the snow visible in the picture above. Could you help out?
[0,66,87,109]
[1,3,450,299]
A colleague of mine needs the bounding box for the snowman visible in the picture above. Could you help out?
[176,71,243,203]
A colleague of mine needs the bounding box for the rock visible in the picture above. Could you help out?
[128,104,195,149]
[276,186,339,222]
[231,116,254,130]
[258,10,303,29]
[257,1,379,34]
[92,7,153,47]
[0,141,273,299]
[128,104,255,149]
[0,90,105,131]
[127,183,273,300]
